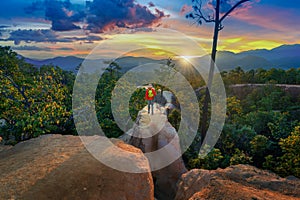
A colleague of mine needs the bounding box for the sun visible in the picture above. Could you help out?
[176,55,193,66]
[180,56,190,62]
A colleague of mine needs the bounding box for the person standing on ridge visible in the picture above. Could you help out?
[145,84,156,115]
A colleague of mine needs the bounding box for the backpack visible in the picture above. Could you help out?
[148,89,154,98]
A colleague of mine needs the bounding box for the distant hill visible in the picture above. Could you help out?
[24,56,83,72]
[114,56,166,72]
[239,44,300,60]
[218,44,300,70]
[23,44,300,72]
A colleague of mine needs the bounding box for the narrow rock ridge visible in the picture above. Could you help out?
[120,102,187,200]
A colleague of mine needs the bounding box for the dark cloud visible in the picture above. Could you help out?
[85,35,103,42]
[86,0,169,33]
[12,45,52,51]
[7,29,62,45]
[12,45,74,51]
[127,27,156,34]
[0,25,10,29]
[4,29,102,45]
[24,0,167,33]
[57,47,75,51]
[26,0,85,31]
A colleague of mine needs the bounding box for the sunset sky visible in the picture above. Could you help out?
[0,0,299,59]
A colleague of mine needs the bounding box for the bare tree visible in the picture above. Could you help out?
[187,0,251,144]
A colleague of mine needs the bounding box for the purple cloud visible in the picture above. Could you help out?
[7,29,61,45]
[11,45,76,52]
[85,0,169,33]
[12,45,53,51]
[25,0,85,31]
[25,0,168,33]
[4,29,102,45]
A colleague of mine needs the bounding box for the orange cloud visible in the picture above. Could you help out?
[231,5,300,33]
[180,5,193,16]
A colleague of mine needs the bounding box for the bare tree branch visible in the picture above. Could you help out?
[220,0,251,23]
[190,0,215,24]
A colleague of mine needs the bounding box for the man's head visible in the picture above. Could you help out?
[147,84,153,88]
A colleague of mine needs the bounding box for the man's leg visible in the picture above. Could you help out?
[151,100,154,115]
[148,100,150,114]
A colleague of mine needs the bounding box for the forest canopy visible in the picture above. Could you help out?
[0,46,299,178]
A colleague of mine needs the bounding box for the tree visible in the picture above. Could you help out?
[278,126,300,176]
[187,0,251,144]
[250,134,270,167]
[188,148,224,169]
[0,47,73,142]
[103,60,122,78]
[266,125,300,177]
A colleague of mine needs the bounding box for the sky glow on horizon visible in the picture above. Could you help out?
[0,0,299,59]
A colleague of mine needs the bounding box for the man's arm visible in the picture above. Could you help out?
[145,89,148,99]
[152,88,156,96]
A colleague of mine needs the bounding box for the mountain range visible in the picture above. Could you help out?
[23,44,300,72]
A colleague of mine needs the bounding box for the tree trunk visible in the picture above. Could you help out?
[199,0,221,146]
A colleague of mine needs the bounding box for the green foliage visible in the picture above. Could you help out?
[129,88,147,121]
[222,67,300,85]
[250,135,270,156]
[168,109,181,131]
[276,126,300,177]
[0,48,147,141]
[1,47,299,178]
[188,148,224,170]
[230,148,252,165]
[242,85,293,112]
[95,69,123,138]
[95,62,147,138]
[218,124,256,154]
[226,96,242,121]
[263,126,300,177]
[185,67,299,178]
[241,111,295,141]
[0,47,74,141]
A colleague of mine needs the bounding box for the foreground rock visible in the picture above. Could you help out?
[0,134,154,200]
[175,164,300,200]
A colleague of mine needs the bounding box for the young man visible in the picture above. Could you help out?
[145,84,156,115]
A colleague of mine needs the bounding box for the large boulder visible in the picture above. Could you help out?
[175,164,300,200]
[0,134,154,200]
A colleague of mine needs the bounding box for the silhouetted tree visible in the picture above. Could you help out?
[187,0,252,144]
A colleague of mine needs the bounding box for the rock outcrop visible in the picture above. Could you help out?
[228,84,300,99]
[0,134,154,200]
[122,103,187,200]
[175,164,300,200]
